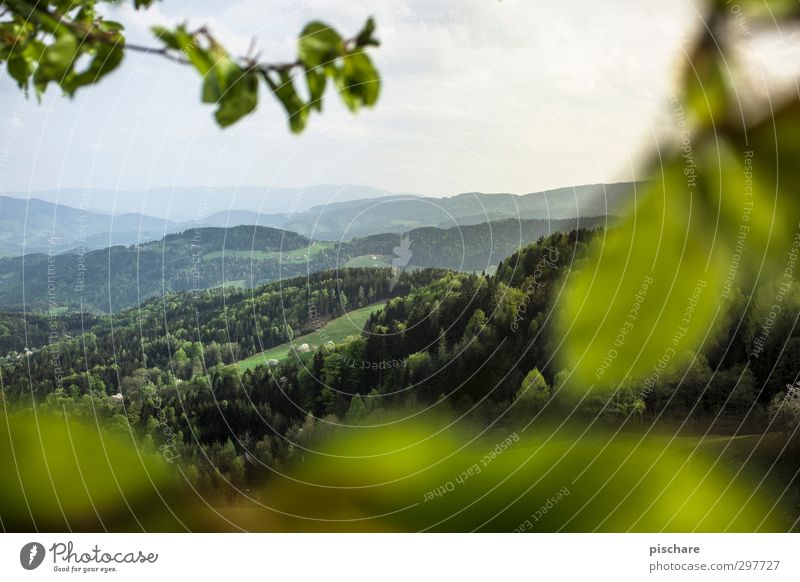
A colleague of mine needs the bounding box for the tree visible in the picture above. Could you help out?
[346,394,366,422]
[767,385,800,444]
[0,1,380,130]
[462,308,487,342]
[515,368,550,416]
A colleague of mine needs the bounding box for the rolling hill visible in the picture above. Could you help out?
[264,182,637,239]
[0,215,609,313]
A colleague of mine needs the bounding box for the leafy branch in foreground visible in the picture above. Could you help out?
[558,0,800,388]
[0,0,380,129]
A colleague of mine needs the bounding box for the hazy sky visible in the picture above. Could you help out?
[0,0,759,198]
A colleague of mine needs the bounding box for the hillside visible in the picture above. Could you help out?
[0,216,609,313]
[0,267,446,390]
[346,215,609,271]
[0,225,322,313]
[236,302,384,371]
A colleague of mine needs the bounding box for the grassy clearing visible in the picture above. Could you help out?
[288,241,333,256]
[344,254,390,268]
[204,242,333,263]
[214,279,247,289]
[236,302,384,372]
[203,250,273,260]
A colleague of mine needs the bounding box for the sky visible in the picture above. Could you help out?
[0,0,794,202]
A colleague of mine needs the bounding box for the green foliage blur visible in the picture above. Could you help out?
[557,1,800,388]
[244,412,785,532]
[0,409,218,531]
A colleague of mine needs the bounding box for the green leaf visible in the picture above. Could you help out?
[726,100,800,273]
[560,98,800,391]
[265,70,309,133]
[214,68,259,127]
[336,50,380,111]
[63,41,125,95]
[305,69,326,112]
[355,17,379,48]
[201,54,238,103]
[682,42,729,128]
[712,0,800,18]
[151,25,180,51]
[100,20,125,33]
[0,411,183,531]
[34,33,78,86]
[6,53,31,89]
[298,21,342,69]
[153,25,213,76]
[22,38,46,63]
[258,418,783,531]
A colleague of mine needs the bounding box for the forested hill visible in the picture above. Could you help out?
[278,182,636,238]
[345,215,608,271]
[0,217,609,314]
[0,267,448,393]
[0,225,321,313]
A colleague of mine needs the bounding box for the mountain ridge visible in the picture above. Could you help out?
[0,182,636,257]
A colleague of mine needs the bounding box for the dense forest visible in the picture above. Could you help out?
[3,228,799,499]
[0,267,447,393]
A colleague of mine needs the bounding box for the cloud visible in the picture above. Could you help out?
[2,0,710,197]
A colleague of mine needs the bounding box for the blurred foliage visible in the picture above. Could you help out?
[0,1,380,129]
[558,1,800,387]
[0,409,219,531]
[236,412,784,532]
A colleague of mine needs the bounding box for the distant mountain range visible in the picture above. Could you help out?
[0,182,637,257]
[2,184,395,222]
[0,196,174,257]
[270,182,636,239]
